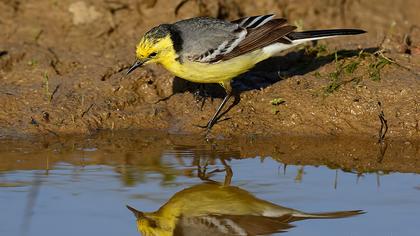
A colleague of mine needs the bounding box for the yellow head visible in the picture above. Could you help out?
[126,205,172,236]
[126,24,182,75]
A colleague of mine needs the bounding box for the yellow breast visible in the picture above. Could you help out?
[159,49,270,84]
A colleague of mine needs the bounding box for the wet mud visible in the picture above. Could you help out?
[1,131,419,174]
[0,0,419,140]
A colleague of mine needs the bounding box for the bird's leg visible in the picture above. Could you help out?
[220,159,233,186]
[196,158,233,184]
[204,81,232,131]
[197,160,210,181]
[206,93,231,129]
[197,160,223,183]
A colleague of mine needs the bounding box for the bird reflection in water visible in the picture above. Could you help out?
[127,160,364,236]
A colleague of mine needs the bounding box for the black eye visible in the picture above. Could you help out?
[149,52,157,58]
[149,220,157,228]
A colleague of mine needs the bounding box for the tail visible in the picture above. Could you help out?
[287,29,366,43]
[292,210,365,220]
[262,29,365,55]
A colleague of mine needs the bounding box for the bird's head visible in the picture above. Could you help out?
[127,24,182,75]
[126,205,172,236]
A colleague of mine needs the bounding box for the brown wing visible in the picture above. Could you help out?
[219,214,295,235]
[174,214,295,236]
[216,19,297,61]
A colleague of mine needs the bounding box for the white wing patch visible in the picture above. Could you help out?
[189,14,276,63]
[238,14,275,29]
[262,36,341,56]
[200,216,247,235]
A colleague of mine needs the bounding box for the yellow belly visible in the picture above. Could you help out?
[159,50,270,84]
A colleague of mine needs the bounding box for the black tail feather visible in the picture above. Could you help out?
[287,29,366,40]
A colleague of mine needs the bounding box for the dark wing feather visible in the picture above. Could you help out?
[219,214,295,235]
[174,215,234,236]
[174,17,244,63]
[174,214,295,236]
[218,19,296,61]
[176,15,296,63]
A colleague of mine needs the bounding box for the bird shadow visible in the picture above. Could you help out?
[166,46,378,124]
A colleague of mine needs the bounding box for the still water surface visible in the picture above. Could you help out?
[0,133,419,236]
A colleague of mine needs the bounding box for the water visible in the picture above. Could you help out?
[0,132,419,236]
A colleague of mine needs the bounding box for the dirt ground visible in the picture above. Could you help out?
[0,0,419,140]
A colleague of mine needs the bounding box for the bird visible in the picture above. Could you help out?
[126,183,364,236]
[126,14,365,132]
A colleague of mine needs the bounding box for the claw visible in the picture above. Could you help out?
[193,84,212,111]
[193,121,215,138]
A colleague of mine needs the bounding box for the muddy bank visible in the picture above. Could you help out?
[0,0,419,139]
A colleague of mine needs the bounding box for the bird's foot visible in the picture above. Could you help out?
[197,161,227,182]
[193,121,214,138]
[193,85,213,111]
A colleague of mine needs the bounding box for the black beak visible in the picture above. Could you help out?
[126,59,147,75]
[126,205,145,219]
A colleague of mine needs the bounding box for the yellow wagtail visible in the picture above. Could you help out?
[127,14,365,131]
[127,183,363,236]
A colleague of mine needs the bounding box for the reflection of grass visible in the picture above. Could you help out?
[118,166,179,187]
[294,166,305,183]
[0,182,31,187]
[115,156,184,187]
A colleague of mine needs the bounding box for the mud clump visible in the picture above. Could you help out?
[0,0,419,140]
